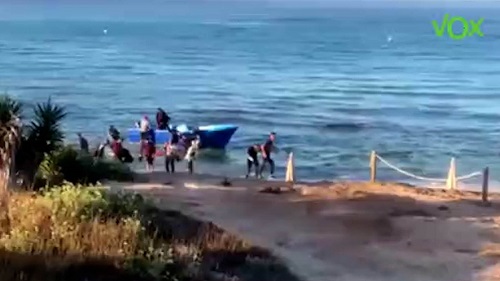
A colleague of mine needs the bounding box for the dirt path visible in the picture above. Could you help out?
[109,173,500,281]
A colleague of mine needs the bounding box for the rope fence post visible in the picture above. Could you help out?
[370,151,377,183]
[482,167,490,206]
[446,157,457,190]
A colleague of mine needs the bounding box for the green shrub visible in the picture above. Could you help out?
[37,146,134,187]
[0,183,184,281]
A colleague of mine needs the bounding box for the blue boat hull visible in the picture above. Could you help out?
[127,124,238,149]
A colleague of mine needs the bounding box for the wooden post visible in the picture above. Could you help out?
[370,151,377,183]
[285,152,295,183]
[446,157,457,190]
[482,167,490,206]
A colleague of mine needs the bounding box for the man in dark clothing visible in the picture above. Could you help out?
[170,130,179,145]
[156,108,170,130]
[77,133,89,153]
[259,132,277,179]
[148,128,156,145]
[108,125,121,141]
[245,144,260,178]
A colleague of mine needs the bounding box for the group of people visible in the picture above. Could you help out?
[76,128,134,164]
[134,108,199,173]
[76,108,279,179]
[245,132,278,179]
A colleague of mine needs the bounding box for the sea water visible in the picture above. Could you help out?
[0,3,500,190]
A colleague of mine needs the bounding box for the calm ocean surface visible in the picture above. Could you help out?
[1,5,500,188]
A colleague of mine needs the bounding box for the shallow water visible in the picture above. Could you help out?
[1,4,500,188]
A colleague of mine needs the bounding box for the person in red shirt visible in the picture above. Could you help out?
[110,139,123,160]
[144,139,156,171]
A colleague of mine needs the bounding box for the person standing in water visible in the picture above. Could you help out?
[245,144,260,178]
[259,132,277,179]
[156,108,170,130]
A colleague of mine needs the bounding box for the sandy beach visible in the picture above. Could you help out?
[106,172,500,281]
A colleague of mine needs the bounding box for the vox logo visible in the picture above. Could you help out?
[432,14,484,40]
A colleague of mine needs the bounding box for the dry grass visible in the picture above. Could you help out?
[0,183,299,281]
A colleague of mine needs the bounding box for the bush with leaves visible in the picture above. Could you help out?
[37,146,134,187]
[4,96,68,188]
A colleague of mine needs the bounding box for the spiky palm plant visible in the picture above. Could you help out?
[14,97,67,189]
[27,97,67,154]
[0,95,22,232]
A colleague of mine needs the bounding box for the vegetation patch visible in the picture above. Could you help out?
[0,183,300,281]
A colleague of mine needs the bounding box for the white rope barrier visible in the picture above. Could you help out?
[456,171,483,181]
[375,154,482,183]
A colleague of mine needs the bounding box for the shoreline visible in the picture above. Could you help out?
[98,142,500,192]
[131,169,500,195]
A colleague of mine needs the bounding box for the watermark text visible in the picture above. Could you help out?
[432,14,484,40]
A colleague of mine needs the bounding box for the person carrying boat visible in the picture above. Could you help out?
[259,132,277,179]
[156,108,170,130]
[245,144,260,178]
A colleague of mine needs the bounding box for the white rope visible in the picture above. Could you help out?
[376,155,447,182]
[456,171,482,181]
[375,154,482,183]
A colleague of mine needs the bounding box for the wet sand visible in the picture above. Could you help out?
[106,172,500,281]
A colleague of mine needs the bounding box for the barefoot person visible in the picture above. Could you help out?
[259,132,277,179]
[245,144,260,178]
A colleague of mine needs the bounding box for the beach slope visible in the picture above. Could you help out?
[107,173,500,281]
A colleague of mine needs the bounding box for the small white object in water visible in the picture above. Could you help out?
[103,29,108,34]
[387,35,393,42]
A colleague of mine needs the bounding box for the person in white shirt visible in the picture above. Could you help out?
[185,137,200,174]
[138,115,151,162]
[140,116,150,136]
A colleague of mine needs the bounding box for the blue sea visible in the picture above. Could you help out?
[1,3,500,188]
